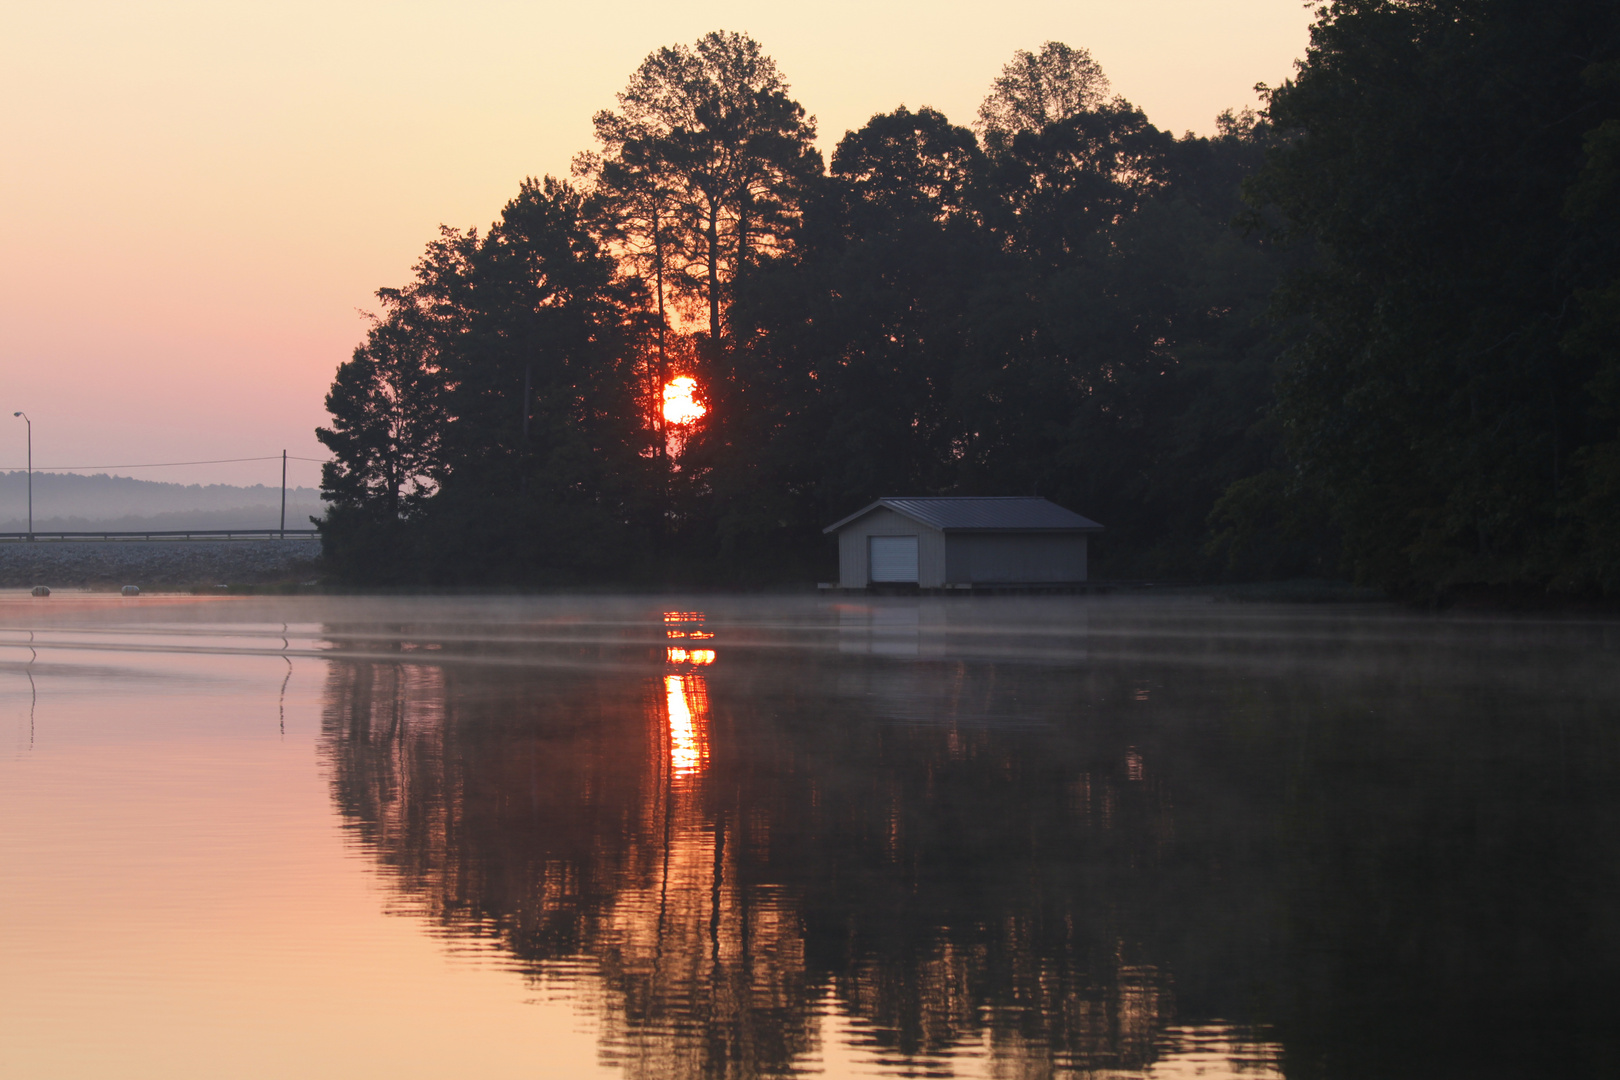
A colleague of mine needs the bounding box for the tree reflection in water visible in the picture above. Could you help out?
[319,649,1270,1076]
[317,604,1620,1079]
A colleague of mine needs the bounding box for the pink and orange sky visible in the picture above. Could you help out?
[0,1,1311,489]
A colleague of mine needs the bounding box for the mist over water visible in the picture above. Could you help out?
[2,595,1616,1078]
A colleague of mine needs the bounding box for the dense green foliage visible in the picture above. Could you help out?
[1248,0,1620,598]
[319,10,1620,595]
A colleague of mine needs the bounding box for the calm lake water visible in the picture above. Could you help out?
[2,594,1617,1079]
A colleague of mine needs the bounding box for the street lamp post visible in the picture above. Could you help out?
[11,412,29,541]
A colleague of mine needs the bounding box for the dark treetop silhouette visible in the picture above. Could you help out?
[319,7,1620,599]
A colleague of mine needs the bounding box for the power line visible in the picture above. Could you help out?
[1,454,332,472]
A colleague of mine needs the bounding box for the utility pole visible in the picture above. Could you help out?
[280,449,287,540]
[12,412,30,541]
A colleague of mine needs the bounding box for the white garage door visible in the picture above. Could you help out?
[869,535,919,583]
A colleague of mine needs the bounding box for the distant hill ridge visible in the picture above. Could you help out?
[0,471,324,531]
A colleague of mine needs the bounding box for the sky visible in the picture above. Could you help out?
[0,1,1313,489]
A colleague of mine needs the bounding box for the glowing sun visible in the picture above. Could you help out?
[662,376,706,426]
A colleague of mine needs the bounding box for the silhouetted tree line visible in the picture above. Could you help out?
[319,3,1620,597]
[1215,0,1620,601]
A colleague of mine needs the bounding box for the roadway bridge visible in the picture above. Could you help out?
[0,528,320,542]
[0,532,321,589]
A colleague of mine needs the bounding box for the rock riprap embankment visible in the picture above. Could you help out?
[0,539,321,588]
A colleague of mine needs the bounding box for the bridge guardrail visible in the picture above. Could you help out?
[0,529,322,542]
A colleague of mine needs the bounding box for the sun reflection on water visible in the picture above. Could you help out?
[664,611,713,776]
[662,611,713,639]
[664,674,710,776]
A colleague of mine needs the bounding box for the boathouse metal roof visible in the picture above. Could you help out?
[823,497,1103,535]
